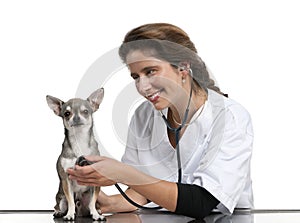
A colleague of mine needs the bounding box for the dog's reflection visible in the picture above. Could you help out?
[53,213,140,223]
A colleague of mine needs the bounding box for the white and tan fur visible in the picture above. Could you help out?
[46,88,105,221]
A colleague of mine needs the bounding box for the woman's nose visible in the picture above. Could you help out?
[137,76,151,93]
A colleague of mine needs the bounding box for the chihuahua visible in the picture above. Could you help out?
[46,88,105,221]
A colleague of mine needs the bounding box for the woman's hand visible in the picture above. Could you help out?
[67,156,124,187]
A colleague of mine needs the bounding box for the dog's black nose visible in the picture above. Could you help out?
[73,115,81,123]
[75,156,93,166]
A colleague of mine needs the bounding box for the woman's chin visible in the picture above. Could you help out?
[151,100,169,111]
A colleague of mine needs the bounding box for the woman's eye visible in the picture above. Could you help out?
[131,74,140,80]
[147,69,156,76]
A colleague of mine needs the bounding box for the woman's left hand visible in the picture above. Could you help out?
[67,156,124,187]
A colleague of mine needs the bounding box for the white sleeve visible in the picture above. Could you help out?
[121,116,138,165]
[193,104,254,214]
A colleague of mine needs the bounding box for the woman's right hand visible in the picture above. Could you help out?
[97,188,147,214]
[67,156,126,187]
[97,190,113,213]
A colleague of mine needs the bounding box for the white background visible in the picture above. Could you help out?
[0,0,299,210]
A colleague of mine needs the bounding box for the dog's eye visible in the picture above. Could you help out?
[83,109,89,114]
[64,111,71,117]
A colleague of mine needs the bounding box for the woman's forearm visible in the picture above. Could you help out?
[118,165,178,212]
[129,180,178,211]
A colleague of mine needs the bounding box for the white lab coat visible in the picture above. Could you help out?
[122,89,254,214]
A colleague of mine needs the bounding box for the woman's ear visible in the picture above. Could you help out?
[178,62,191,81]
[178,61,190,72]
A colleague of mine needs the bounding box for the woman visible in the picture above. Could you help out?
[67,23,254,219]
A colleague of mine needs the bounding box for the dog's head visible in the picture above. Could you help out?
[46,88,104,130]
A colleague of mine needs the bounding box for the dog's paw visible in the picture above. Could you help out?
[63,213,75,221]
[91,212,106,221]
[53,210,65,218]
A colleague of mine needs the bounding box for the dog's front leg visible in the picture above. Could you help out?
[62,179,76,221]
[53,182,67,218]
[89,186,105,221]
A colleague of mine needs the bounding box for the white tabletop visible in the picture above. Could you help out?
[0,210,299,223]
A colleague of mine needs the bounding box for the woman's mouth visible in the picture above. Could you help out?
[146,90,162,103]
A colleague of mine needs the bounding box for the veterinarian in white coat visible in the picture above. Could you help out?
[68,23,254,219]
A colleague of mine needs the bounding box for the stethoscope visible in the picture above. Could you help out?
[115,67,194,210]
[160,73,193,184]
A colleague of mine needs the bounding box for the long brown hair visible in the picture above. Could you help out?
[119,23,226,96]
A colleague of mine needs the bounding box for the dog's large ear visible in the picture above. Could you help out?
[46,95,64,116]
[87,88,104,112]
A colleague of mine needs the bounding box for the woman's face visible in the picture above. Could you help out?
[126,50,187,111]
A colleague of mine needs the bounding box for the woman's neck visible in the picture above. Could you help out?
[169,89,207,126]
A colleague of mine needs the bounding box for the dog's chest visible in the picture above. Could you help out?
[61,157,77,172]
[60,157,89,193]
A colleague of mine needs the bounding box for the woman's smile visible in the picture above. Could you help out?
[146,89,163,103]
